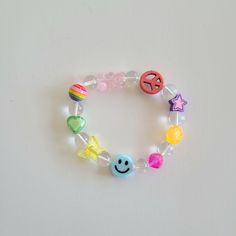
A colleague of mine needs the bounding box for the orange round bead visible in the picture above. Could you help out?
[166,125,183,145]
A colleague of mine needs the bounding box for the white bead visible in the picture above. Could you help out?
[124,71,139,87]
[97,152,111,167]
[75,132,89,149]
[69,101,84,115]
[82,75,97,89]
[169,112,186,125]
[134,158,148,172]
[157,142,175,157]
[161,84,178,101]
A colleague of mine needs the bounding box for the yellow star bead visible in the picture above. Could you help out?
[166,125,183,145]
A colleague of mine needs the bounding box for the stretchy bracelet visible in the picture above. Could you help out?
[66,70,188,178]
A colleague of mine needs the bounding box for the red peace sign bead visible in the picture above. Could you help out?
[140,70,164,94]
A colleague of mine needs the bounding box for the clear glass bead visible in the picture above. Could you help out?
[134,158,148,172]
[156,142,175,157]
[82,75,97,89]
[97,151,111,167]
[75,132,89,150]
[124,71,139,88]
[69,101,84,115]
[161,84,178,101]
[169,112,186,125]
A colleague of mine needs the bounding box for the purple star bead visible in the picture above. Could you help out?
[169,94,187,112]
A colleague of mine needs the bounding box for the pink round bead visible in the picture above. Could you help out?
[97,81,108,92]
[147,153,163,169]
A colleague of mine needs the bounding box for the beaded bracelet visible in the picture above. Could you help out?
[66,70,188,178]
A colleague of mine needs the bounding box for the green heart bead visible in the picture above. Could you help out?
[67,116,86,134]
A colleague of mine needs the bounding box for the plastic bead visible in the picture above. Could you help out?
[77,136,106,160]
[166,125,183,145]
[140,70,164,94]
[69,84,87,101]
[169,112,186,125]
[69,101,84,115]
[156,142,175,157]
[111,154,134,177]
[134,158,148,172]
[147,153,163,168]
[169,94,187,112]
[97,81,108,92]
[67,116,86,134]
[82,75,97,89]
[124,71,139,88]
[96,72,125,90]
[75,132,89,149]
[97,151,111,167]
[161,84,178,101]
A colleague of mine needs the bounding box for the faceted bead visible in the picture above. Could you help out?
[124,71,139,87]
[147,153,163,168]
[97,151,111,167]
[166,125,183,145]
[97,81,108,92]
[157,142,175,157]
[169,112,186,125]
[161,84,178,101]
[82,75,97,89]
[69,101,84,115]
[75,132,89,150]
[134,158,148,172]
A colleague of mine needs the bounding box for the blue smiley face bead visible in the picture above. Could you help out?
[111,154,134,177]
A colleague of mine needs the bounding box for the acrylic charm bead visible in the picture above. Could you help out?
[140,70,164,94]
[65,70,188,178]
[169,94,187,112]
[67,116,86,134]
[111,154,134,177]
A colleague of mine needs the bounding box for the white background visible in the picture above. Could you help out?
[1,0,236,235]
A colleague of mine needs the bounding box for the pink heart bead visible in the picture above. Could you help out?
[147,153,163,169]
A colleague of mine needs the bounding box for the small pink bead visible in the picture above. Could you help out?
[147,153,163,168]
[97,82,108,92]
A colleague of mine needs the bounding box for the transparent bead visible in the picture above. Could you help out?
[69,101,84,115]
[82,75,97,89]
[169,112,186,125]
[161,84,178,101]
[124,71,139,87]
[97,151,111,167]
[75,132,89,150]
[157,142,175,157]
[134,158,148,172]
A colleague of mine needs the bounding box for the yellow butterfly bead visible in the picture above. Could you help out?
[77,136,106,160]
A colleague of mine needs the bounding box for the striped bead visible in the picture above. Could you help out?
[69,84,87,101]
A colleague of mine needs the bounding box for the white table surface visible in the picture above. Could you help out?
[1,0,236,235]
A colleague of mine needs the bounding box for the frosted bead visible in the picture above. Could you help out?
[161,84,178,101]
[147,153,163,168]
[97,152,111,167]
[166,125,183,145]
[134,158,148,172]
[97,81,108,92]
[169,112,186,125]
[124,71,139,87]
[156,142,175,157]
[82,75,97,89]
[75,132,89,149]
[69,101,84,115]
